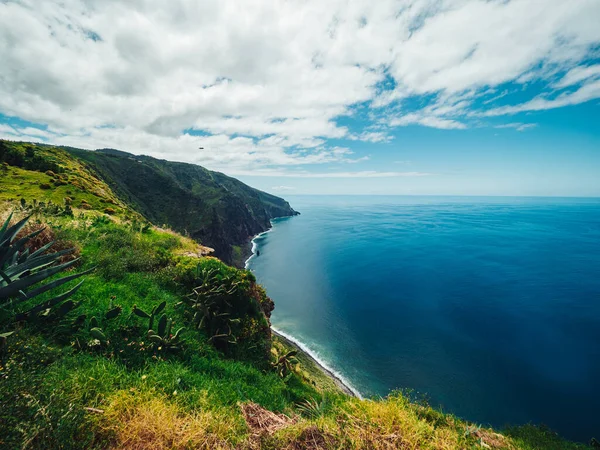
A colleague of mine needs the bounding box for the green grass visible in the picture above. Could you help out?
[0,206,589,449]
[0,141,134,218]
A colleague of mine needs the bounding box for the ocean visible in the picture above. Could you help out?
[246,196,600,442]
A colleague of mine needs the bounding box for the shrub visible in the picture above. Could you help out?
[182,258,272,366]
[40,183,52,190]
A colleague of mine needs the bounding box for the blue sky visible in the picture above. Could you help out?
[1,0,599,196]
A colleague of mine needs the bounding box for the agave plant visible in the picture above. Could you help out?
[0,213,92,322]
[272,350,298,379]
[296,395,328,419]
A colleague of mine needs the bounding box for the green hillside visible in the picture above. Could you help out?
[65,146,297,265]
[0,140,297,266]
[0,139,588,450]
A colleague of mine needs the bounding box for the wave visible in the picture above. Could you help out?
[245,225,363,399]
[272,326,363,399]
[244,227,273,269]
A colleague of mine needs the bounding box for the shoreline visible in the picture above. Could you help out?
[245,223,362,399]
[272,328,361,398]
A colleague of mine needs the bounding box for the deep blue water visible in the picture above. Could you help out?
[247,196,600,442]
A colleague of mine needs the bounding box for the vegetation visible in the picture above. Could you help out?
[0,141,590,449]
[0,213,92,327]
[65,145,298,265]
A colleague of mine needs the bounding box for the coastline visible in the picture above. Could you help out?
[244,224,362,399]
[272,328,360,398]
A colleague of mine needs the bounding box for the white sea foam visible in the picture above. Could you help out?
[272,327,363,399]
[244,227,273,269]
[245,220,363,399]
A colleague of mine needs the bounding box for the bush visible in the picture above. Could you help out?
[39,183,52,190]
[182,258,273,366]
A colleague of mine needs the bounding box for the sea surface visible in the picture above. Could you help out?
[246,196,600,442]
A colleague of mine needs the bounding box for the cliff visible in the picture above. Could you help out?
[63,147,298,265]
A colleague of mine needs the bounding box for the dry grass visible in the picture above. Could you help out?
[99,392,239,450]
[16,222,81,265]
[240,402,296,436]
[154,225,214,256]
[261,394,505,450]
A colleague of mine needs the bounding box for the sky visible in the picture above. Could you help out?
[0,0,599,196]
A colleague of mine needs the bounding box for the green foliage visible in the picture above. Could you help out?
[18,198,75,217]
[0,214,91,325]
[296,394,329,419]
[0,141,62,174]
[0,141,132,219]
[272,350,298,379]
[71,300,123,349]
[65,145,297,264]
[93,224,175,280]
[131,301,184,352]
[182,261,272,365]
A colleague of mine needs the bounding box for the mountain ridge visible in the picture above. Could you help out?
[0,139,298,265]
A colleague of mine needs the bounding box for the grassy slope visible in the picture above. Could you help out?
[0,142,132,218]
[0,147,588,450]
[64,146,297,265]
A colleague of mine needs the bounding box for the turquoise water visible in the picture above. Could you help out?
[247,196,600,442]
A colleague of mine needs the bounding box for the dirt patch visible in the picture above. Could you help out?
[288,426,337,450]
[240,402,295,436]
[474,429,513,449]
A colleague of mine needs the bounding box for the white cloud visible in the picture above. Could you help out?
[270,186,296,192]
[230,169,431,178]
[348,131,393,143]
[390,113,467,130]
[494,123,538,132]
[484,79,600,116]
[0,0,598,173]
[553,64,600,89]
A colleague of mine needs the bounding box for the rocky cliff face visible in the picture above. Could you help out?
[67,147,298,265]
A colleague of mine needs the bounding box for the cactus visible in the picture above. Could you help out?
[183,268,243,349]
[70,301,122,348]
[0,213,93,322]
[105,306,122,320]
[132,302,183,352]
[147,313,184,351]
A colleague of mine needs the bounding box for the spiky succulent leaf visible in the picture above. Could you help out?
[165,318,172,338]
[0,258,81,300]
[23,267,94,302]
[56,299,78,317]
[16,281,84,320]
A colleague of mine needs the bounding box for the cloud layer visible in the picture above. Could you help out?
[0,0,599,174]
